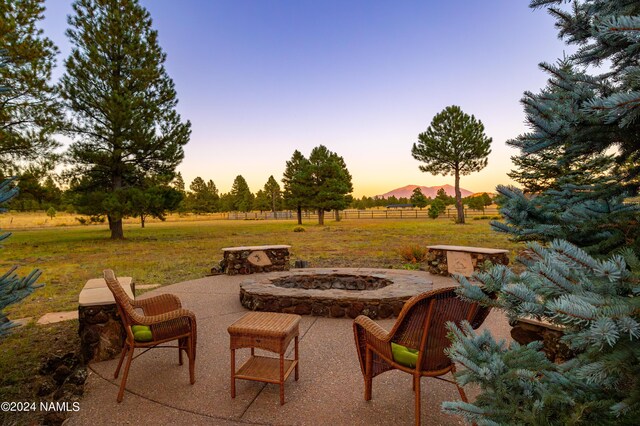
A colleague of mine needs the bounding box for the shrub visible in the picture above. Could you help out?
[46,207,56,219]
[89,215,105,224]
[398,244,428,263]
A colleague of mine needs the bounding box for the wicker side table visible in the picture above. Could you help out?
[228,312,301,405]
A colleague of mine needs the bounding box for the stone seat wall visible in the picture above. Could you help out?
[219,245,291,275]
[78,277,133,363]
[425,245,509,276]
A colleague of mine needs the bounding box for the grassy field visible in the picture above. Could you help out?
[0,213,523,417]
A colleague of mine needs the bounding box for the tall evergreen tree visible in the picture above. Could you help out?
[410,187,428,209]
[186,176,218,214]
[0,0,62,174]
[59,0,190,239]
[129,181,182,228]
[282,150,313,225]
[172,172,186,194]
[444,2,640,424]
[308,145,353,225]
[263,175,282,215]
[412,105,492,224]
[230,175,253,212]
[494,58,638,255]
[253,189,270,213]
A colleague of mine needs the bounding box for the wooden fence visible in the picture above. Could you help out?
[227,208,500,221]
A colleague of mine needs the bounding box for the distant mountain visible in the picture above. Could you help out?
[376,184,474,199]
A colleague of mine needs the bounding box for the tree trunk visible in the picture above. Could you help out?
[296,205,302,225]
[334,209,341,221]
[108,215,124,239]
[454,169,464,224]
[109,173,125,238]
[318,209,324,225]
[140,214,146,228]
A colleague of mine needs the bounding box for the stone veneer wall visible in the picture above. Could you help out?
[425,248,509,276]
[239,269,434,319]
[221,246,290,275]
[511,319,574,363]
[240,289,406,319]
[78,304,125,362]
[78,277,133,363]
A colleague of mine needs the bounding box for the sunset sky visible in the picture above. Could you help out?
[40,0,568,197]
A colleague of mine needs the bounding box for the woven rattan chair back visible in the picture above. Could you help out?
[102,269,197,402]
[353,286,491,425]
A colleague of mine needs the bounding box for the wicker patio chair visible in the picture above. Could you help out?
[103,269,197,402]
[353,286,491,425]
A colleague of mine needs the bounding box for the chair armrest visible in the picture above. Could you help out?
[354,315,393,359]
[132,308,196,327]
[132,293,182,315]
[354,315,390,342]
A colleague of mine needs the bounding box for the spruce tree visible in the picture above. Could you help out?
[444,2,640,424]
[59,0,190,239]
[0,178,42,336]
[282,150,313,225]
[412,106,491,224]
[0,0,62,174]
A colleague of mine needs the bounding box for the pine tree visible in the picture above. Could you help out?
[263,175,282,215]
[282,150,313,225]
[173,172,186,194]
[187,177,218,214]
[0,0,62,174]
[230,175,253,212]
[307,145,353,225]
[129,174,182,227]
[466,196,485,213]
[59,0,190,239]
[412,106,492,224]
[253,189,270,213]
[410,187,428,209]
[444,2,640,424]
[0,178,42,336]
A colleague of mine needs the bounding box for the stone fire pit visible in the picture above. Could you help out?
[239,268,433,319]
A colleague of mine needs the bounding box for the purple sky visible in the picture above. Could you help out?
[41,1,567,197]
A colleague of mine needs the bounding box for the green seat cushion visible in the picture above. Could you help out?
[391,342,419,368]
[131,325,153,342]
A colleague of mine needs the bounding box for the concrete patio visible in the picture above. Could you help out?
[67,271,511,425]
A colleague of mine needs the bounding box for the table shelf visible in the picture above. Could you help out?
[235,355,297,384]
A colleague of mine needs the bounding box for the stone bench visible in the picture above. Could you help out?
[78,277,134,363]
[425,245,509,276]
[219,245,291,275]
[510,317,572,363]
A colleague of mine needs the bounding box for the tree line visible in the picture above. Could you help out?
[8,166,494,222]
